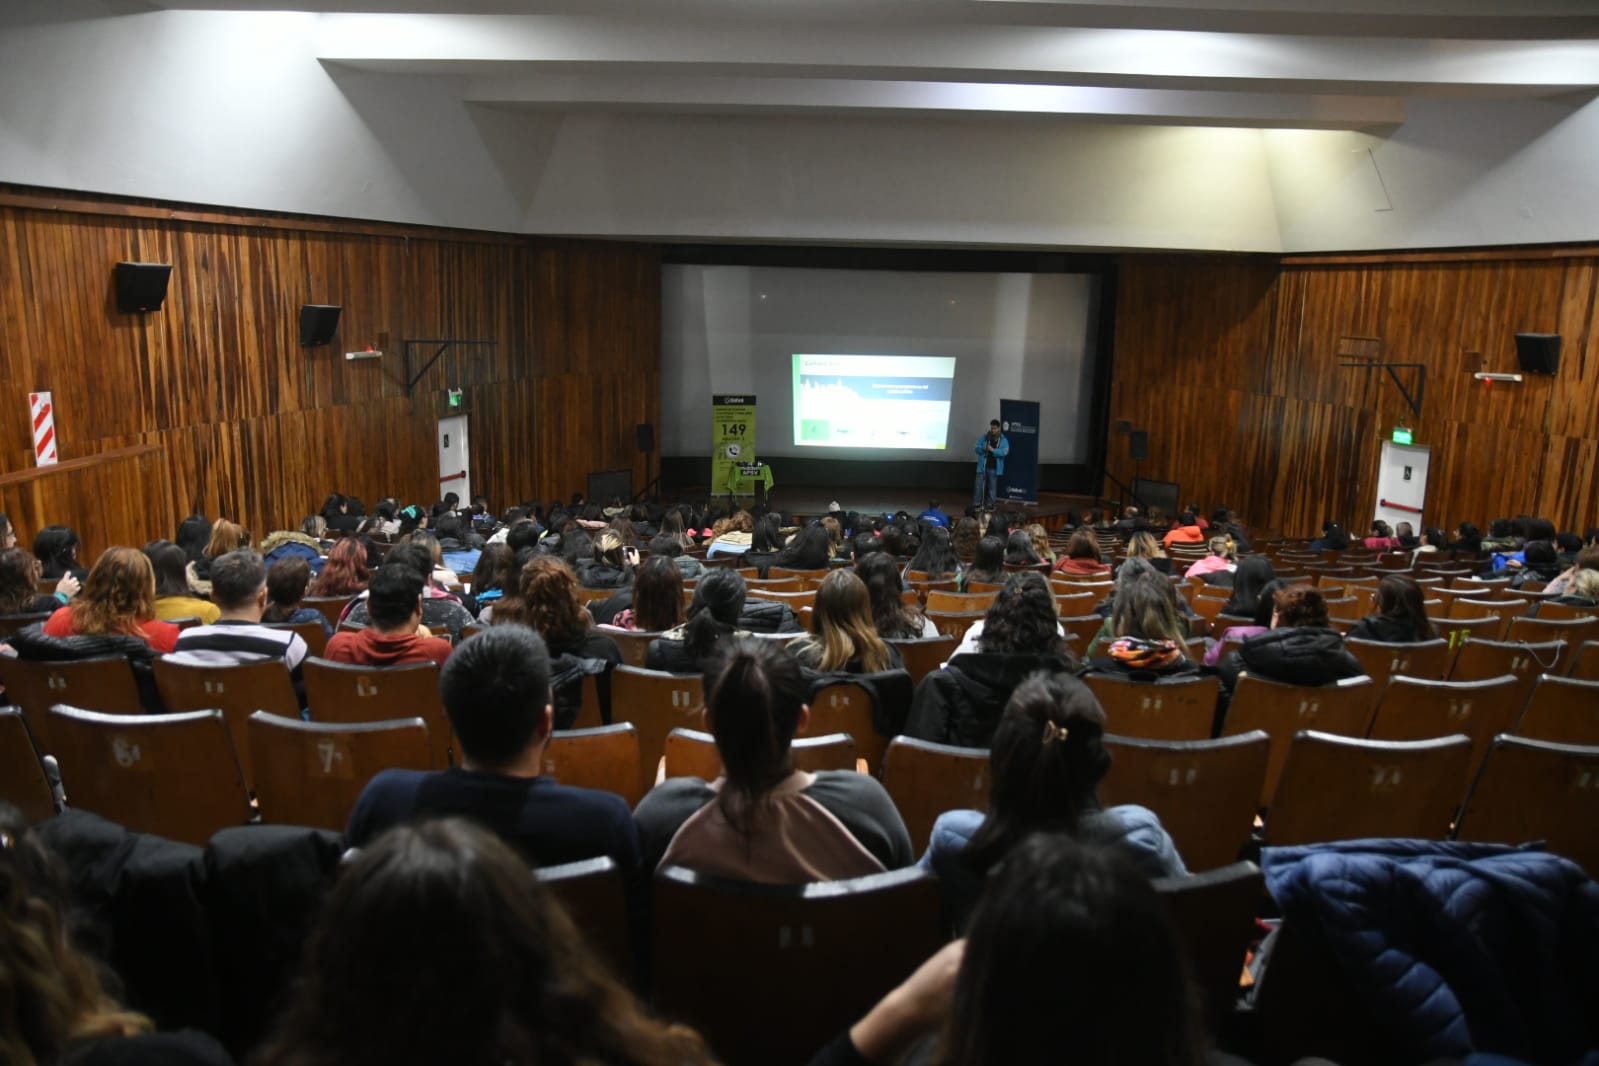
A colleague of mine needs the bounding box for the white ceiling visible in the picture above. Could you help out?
[133,0,1599,132]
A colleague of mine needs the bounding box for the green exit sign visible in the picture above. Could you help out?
[448,388,463,409]
[1392,427,1413,445]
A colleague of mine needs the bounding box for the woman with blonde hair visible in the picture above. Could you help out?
[43,546,180,652]
[791,569,904,674]
[189,518,249,596]
[582,529,636,590]
[1182,536,1236,580]
[1121,530,1173,575]
[1025,524,1055,567]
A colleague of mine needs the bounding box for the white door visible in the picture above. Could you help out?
[438,415,471,506]
[1374,441,1429,532]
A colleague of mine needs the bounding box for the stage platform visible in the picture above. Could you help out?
[664,486,1098,530]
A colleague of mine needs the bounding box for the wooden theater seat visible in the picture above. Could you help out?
[542,723,644,806]
[1368,673,1524,781]
[301,657,453,769]
[1156,861,1265,1029]
[607,665,704,796]
[664,727,858,781]
[1344,637,1454,688]
[886,634,959,685]
[535,857,636,985]
[804,681,892,771]
[0,706,55,823]
[1223,674,1378,806]
[1514,674,1599,746]
[154,656,302,789]
[1083,673,1220,741]
[247,711,432,831]
[0,656,144,751]
[1454,734,1599,876]
[879,736,990,850]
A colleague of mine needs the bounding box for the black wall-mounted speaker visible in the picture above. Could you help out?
[113,262,172,313]
[1514,333,1560,375]
[300,304,342,347]
[1129,430,1149,460]
[636,423,656,453]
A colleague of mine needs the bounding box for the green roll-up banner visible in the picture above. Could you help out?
[711,394,757,495]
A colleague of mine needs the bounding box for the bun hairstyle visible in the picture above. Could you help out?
[961,671,1110,876]
[704,638,809,841]
[682,567,747,662]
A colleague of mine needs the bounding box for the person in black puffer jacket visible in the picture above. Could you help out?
[1216,584,1365,729]
[1347,574,1437,644]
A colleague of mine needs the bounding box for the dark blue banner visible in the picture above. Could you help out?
[1000,399,1041,504]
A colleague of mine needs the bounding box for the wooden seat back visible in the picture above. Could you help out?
[302,596,352,628]
[1454,735,1599,876]
[1344,637,1453,688]
[1223,675,1378,806]
[1156,862,1266,1030]
[1101,731,1269,871]
[879,736,990,850]
[1082,673,1220,741]
[596,626,664,667]
[767,567,831,589]
[535,857,635,985]
[0,612,52,639]
[664,727,857,780]
[607,665,704,796]
[925,589,998,613]
[247,711,431,831]
[1570,640,1599,681]
[1504,615,1597,646]
[1447,640,1566,762]
[1435,614,1509,647]
[652,865,944,1066]
[0,706,54,823]
[805,682,887,770]
[885,635,959,685]
[47,705,250,845]
[745,588,817,611]
[1368,672,1523,783]
[0,656,145,751]
[925,610,985,640]
[1531,601,1599,623]
[1266,730,1472,846]
[1058,613,1107,647]
[543,723,644,806]
[263,619,327,657]
[301,657,452,769]
[154,656,301,789]
[1515,674,1599,746]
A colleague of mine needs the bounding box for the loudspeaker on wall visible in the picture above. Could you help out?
[636,423,656,453]
[300,304,342,347]
[113,262,173,313]
[1514,333,1560,375]
[1129,430,1149,460]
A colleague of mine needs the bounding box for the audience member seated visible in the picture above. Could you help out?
[918,499,951,528]
[906,524,962,581]
[1119,531,1173,576]
[736,513,782,577]
[1510,539,1564,588]
[1452,521,1484,554]
[0,802,236,1066]
[650,531,704,582]
[143,540,221,625]
[817,834,1201,1066]
[174,513,211,565]
[1309,520,1351,552]
[0,545,76,616]
[318,492,363,534]
[344,544,475,640]
[1183,536,1236,580]
[259,526,324,578]
[1211,507,1253,554]
[466,543,517,620]
[705,510,755,559]
[607,555,685,633]
[307,537,369,599]
[1083,584,1202,679]
[43,546,180,654]
[1360,520,1401,552]
[1394,521,1420,551]
[634,638,912,878]
[647,567,749,673]
[856,553,937,639]
[907,572,1075,748]
[408,530,461,589]
[32,524,89,584]
[432,513,481,575]
[1053,530,1110,576]
[261,556,334,638]
[1218,555,1276,623]
[580,530,634,590]
[1217,585,1364,718]
[1002,530,1040,567]
[1550,567,1599,608]
[490,556,621,668]
[771,521,833,572]
[1084,558,1192,649]
[344,627,639,867]
[790,570,905,674]
[951,515,982,564]
[1024,523,1055,567]
[958,535,1006,591]
[171,551,310,695]
[1347,574,1436,643]
[189,519,249,597]
[1161,511,1206,550]
[1205,577,1286,667]
[921,672,1186,926]
[325,564,453,669]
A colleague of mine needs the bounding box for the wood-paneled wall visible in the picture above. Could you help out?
[0,187,660,552]
[1108,247,1599,536]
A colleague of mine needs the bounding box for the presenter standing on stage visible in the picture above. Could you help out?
[973,418,1010,511]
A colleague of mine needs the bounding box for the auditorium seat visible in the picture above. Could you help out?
[263,618,327,657]
[1082,674,1219,741]
[767,566,831,589]
[1057,613,1107,647]
[1053,590,1094,616]
[607,665,705,796]
[0,611,52,639]
[1448,638,1568,754]
[1368,673,1522,783]
[925,609,985,639]
[1434,615,1506,646]
[543,723,643,806]
[301,657,453,770]
[47,705,251,846]
[744,577,803,593]
[1344,637,1454,688]
[664,727,857,781]
[0,655,145,750]
[804,680,894,770]
[1223,675,1378,806]
[247,711,431,831]
[1100,731,1269,871]
[0,705,55,823]
[1155,861,1265,1029]
[885,634,959,685]
[879,736,990,850]
[745,587,817,612]
[301,596,351,629]
[1503,614,1597,646]
[1532,601,1599,623]
[1454,735,1599,876]
[596,626,663,667]
[460,623,485,641]
[651,864,944,1066]
[925,589,999,614]
[1265,731,1472,846]
[535,856,635,985]
[154,656,301,789]
[1515,674,1599,746]
[1569,640,1599,681]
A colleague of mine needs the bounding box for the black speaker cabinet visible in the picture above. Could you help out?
[1129,429,1149,460]
[113,262,173,313]
[1514,333,1560,375]
[636,423,656,453]
[300,305,342,347]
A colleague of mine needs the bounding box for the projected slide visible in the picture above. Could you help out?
[793,354,957,451]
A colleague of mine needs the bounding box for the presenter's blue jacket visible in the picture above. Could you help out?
[973,433,1010,475]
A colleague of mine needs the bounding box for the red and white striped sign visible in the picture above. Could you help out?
[29,391,58,466]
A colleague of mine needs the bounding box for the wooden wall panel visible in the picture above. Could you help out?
[0,187,661,551]
[1110,247,1599,536]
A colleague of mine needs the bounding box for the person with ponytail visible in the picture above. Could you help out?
[645,566,748,673]
[920,671,1186,927]
[790,569,905,673]
[633,638,913,880]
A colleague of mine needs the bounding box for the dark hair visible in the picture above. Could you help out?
[952,517,982,562]
[1108,581,1186,646]
[512,557,590,648]
[961,672,1109,875]
[385,543,437,585]
[631,556,685,633]
[1317,522,1349,550]
[470,544,517,595]
[433,514,468,544]
[31,526,80,579]
[1373,575,1435,641]
[1003,530,1040,566]
[367,565,424,631]
[263,557,312,621]
[1247,578,1288,628]
[1524,540,1559,569]
[1273,585,1328,628]
[505,521,542,557]
[1423,526,1447,548]
[311,538,370,597]
[144,541,192,600]
[560,528,594,569]
[208,549,267,611]
[1457,521,1481,547]
[647,533,683,559]
[681,568,747,663]
[979,572,1064,656]
[1555,531,1582,554]
[0,548,41,614]
[967,536,1006,585]
[396,505,425,537]
[772,523,831,570]
[319,493,347,522]
[1222,555,1276,618]
[705,638,809,842]
[937,833,1203,1066]
[175,515,211,563]
[1065,531,1100,561]
[908,525,960,579]
[441,626,551,768]
[253,818,712,1066]
[855,552,925,640]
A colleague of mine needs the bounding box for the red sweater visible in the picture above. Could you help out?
[43,606,180,653]
[325,627,452,668]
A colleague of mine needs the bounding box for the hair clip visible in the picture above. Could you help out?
[1041,720,1069,745]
